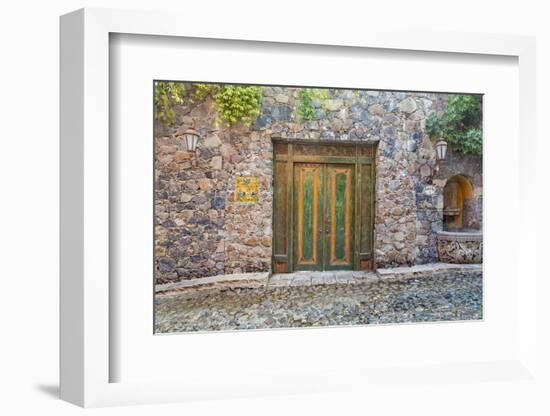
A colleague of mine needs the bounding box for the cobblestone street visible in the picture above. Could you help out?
[154,270,482,333]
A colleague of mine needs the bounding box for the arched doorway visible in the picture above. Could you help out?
[443,175,475,231]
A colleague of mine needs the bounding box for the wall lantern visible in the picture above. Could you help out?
[183,128,200,153]
[435,139,448,162]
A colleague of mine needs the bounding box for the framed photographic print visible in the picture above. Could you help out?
[60,7,539,408]
[152,80,484,334]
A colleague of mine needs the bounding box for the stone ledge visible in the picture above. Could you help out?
[156,272,269,295]
[376,262,482,281]
[156,263,482,297]
[269,270,379,287]
[436,230,482,242]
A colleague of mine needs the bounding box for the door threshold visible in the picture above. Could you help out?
[269,270,378,287]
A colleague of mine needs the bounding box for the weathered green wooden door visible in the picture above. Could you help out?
[293,163,354,271]
[293,163,324,271]
[325,164,354,270]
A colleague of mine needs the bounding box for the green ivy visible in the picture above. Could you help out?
[155,82,263,127]
[426,94,482,156]
[297,88,329,121]
[192,83,214,102]
[186,83,263,126]
[212,85,263,125]
[154,81,186,126]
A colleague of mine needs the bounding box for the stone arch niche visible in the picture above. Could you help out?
[437,174,482,264]
[442,174,476,231]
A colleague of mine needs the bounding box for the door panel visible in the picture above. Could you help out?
[325,165,354,270]
[359,163,373,257]
[294,163,323,270]
[273,161,288,256]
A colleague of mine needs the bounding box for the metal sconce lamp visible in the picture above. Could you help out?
[435,139,448,163]
[183,127,200,153]
[433,139,448,173]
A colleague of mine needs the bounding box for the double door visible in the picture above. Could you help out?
[294,163,354,271]
[272,141,375,273]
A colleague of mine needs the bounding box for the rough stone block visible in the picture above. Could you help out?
[210,156,222,170]
[398,97,418,113]
[325,99,343,111]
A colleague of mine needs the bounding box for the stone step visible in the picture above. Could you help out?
[156,263,482,296]
[156,272,269,295]
[269,270,380,287]
[376,262,482,280]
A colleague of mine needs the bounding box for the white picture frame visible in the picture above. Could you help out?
[60,8,539,408]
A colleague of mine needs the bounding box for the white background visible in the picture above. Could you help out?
[1,1,548,415]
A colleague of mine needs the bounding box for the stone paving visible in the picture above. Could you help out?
[154,267,483,333]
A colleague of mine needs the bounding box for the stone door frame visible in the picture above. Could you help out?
[272,138,376,273]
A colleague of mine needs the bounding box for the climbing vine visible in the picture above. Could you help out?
[154,81,186,126]
[211,85,263,125]
[187,83,263,126]
[426,94,483,156]
[296,88,329,121]
[154,82,263,127]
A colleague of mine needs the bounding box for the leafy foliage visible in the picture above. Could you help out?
[212,85,263,125]
[154,82,264,127]
[458,128,483,155]
[425,94,483,156]
[154,81,186,126]
[425,112,444,138]
[297,88,329,120]
[192,83,214,102]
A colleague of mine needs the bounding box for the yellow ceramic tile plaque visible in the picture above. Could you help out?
[235,176,260,203]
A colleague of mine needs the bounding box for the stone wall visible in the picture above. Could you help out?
[154,86,482,283]
[155,100,273,282]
